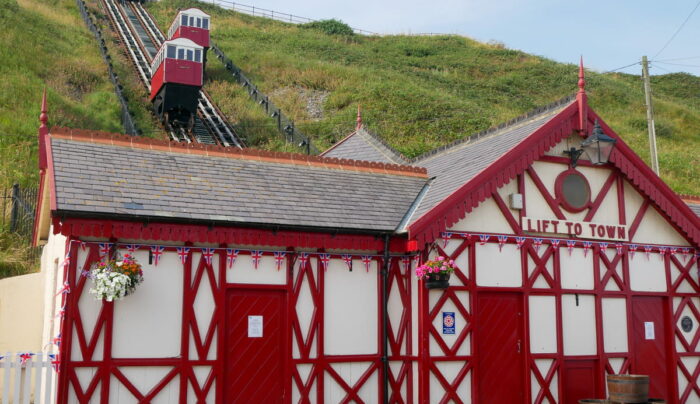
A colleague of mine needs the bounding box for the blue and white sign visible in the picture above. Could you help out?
[442,312,456,335]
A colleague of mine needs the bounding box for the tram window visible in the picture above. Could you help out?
[178,48,185,60]
[186,49,194,61]
[181,15,187,26]
[167,45,176,58]
[196,18,201,28]
[190,16,195,26]
[195,49,201,62]
[202,19,209,29]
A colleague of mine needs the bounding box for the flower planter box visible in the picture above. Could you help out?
[424,271,451,289]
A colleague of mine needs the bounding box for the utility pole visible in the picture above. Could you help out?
[641,56,660,175]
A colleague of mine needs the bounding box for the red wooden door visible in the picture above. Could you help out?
[562,359,599,404]
[631,296,670,400]
[225,289,287,403]
[475,292,525,403]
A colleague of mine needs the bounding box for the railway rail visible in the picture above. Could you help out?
[100,0,243,147]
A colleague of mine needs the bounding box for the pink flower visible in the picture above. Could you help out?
[437,256,445,261]
[449,260,455,266]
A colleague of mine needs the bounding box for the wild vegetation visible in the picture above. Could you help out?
[145,0,700,196]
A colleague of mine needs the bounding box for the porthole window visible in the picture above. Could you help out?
[556,170,591,212]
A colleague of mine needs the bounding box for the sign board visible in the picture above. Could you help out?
[248,315,263,338]
[644,321,655,340]
[522,217,628,241]
[442,312,456,335]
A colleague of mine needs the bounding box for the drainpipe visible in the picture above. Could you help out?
[381,233,391,404]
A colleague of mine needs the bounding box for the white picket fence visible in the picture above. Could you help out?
[0,353,57,404]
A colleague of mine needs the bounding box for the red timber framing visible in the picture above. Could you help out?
[54,238,418,403]
[419,232,698,403]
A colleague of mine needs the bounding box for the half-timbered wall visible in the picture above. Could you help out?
[52,235,418,403]
[421,157,699,403]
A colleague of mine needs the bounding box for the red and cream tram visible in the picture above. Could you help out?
[149,37,204,127]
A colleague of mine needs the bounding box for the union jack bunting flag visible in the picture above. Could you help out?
[55,281,70,297]
[250,250,263,269]
[413,254,421,267]
[533,238,543,253]
[51,333,61,347]
[599,242,609,252]
[681,247,691,262]
[55,305,66,319]
[226,249,239,269]
[497,235,508,252]
[274,251,287,271]
[441,232,453,248]
[515,236,527,249]
[201,248,216,265]
[341,254,353,271]
[566,240,576,256]
[644,245,653,260]
[60,252,71,270]
[615,243,624,256]
[176,247,191,265]
[658,246,667,258]
[669,247,678,256]
[98,242,113,258]
[49,353,60,373]
[150,246,165,266]
[582,241,592,257]
[18,353,34,365]
[479,234,490,245]
[629,244,638,260]
[550,239,561,248]
[125,244,141,253]
[298,252,310,268]
[318,253,331,272]
[361,255,373,272]
[401,256,412,274]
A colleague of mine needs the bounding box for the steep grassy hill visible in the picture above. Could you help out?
[144,0,700,196]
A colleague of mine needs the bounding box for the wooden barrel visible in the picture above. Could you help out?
[606,374,649,403]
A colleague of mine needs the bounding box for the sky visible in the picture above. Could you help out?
[235,0,700,76]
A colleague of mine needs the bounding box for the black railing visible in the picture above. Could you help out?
[1,184,37,238]
[211,44,318,154]
[77,0,140,135]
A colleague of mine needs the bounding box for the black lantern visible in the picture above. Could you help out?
[564,120,616,167]
[581,120,616,165]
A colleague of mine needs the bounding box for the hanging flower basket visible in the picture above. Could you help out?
[416,256,455,289]
[85,254,143,301]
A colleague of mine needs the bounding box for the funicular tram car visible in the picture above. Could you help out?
[167,8,210,69]
[149,37,204,130]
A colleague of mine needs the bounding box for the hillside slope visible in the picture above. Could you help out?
[146,0,700,195]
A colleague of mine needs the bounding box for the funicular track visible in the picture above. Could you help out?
[100,0,243,147]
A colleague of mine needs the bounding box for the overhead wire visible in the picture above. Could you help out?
[652,0,700,59]
[604,61,641,74]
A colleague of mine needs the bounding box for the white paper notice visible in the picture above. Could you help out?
[644,321,655,340]
[248,315,263,338]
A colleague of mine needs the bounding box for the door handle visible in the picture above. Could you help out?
[516,339,521,353]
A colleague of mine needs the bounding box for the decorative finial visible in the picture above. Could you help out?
[578,56,586,93]
[356,104,362,131]
[39,88,48,129]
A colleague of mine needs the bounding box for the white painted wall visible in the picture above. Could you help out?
[475,243,522,287]
[324,258,378,355]
[109,368,180,403]
[429,290,470,356]
[39,228,67,350]
[602,298,628,353]
[560,247,594,290]
[324,362,378,403]
[449,197,515,234]
[226,248,287,285]
[632,205,690,246]
[629,254,667,292]
[562,294,597,355]
[529,295,557,353]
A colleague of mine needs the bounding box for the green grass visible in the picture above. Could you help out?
[145,0,700,195]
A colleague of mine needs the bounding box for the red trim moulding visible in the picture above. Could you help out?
[53,217,410,252]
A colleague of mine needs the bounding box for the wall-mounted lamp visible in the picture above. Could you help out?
[564,120,617,167]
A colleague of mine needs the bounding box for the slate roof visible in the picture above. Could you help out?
[408,97,575,225]
[322,127,408,165]
[48,130,428,232]
[686,202,700,218]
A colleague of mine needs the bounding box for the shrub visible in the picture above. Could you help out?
[301,19,354,36]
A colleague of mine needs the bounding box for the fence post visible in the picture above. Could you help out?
[10,184,19,233]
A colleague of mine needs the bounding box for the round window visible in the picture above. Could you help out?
[557,171,590,211]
